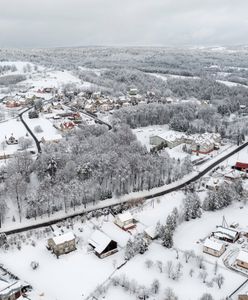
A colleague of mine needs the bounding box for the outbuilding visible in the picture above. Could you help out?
[203,238,225,257]
[88,230,118,258]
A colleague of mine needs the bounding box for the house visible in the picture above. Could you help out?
[5,135,18,145]
[236,251,248,270]
[0,279,22,300]
[204,177,224,190]
[212,226,239,243]
[144,226,158,240]
[47,232,76,257]
[114,212,135,230]
[203,238,225,257]
[5,100,21,108]
[191,133,221,154]
[58,121,76,131]
[88,230,118,258]
[129,88,138,96]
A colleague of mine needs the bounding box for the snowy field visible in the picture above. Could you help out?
[0,192,184,300]
[23,113,62,142]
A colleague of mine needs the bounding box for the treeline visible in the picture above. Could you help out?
[0,125,193,222]
[0,74,26,85]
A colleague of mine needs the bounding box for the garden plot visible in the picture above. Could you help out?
[105,243,244,300]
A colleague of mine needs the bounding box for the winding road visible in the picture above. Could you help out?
[1,138,247,236]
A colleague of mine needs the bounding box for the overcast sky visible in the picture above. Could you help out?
[1,0,248,48]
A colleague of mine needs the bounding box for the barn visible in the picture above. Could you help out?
[203,238,225,257]
[88,230,118,258]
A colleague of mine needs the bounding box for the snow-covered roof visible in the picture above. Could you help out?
[214,226,238,240]
[203,238,224,251]
[116,212,133,223]
[52,232,75,245]
[0,280,22,295]
[236,250,248,264]
[88,230,113,254]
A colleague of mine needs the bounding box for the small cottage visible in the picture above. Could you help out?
[236,251,248,270]
[47,232,76,257]
[88,230,118,258]
[114,212,135,230]
[0,279,22,300]
[203,238,225,257]
[212,226,239,243]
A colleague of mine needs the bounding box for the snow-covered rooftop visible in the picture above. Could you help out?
[214,226,238,239]
[236,250,248,264]
[88,230,113,254]
[0,280,21,295]
[144,226,157,239]
[52,232,75,245]
[203,238,224,251]
[116,211,133,223]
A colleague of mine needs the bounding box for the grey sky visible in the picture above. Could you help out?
[0,0,248,47]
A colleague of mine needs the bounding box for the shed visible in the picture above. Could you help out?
[203,238,225,257]
[47,232,76,257]
[114,212,135,230]
[88,230,118,258]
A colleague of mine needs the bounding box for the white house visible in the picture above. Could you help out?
[203,238,225,257]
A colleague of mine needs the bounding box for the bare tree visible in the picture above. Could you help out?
[199,270,208,283]
[184,250,195,263]
[214,273,225,289]
[165,260,174,279]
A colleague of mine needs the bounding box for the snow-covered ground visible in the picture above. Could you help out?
[0,192,184,300]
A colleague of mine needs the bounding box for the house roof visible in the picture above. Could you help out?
[116,212,133,223]
[88,230,114,254]
[0,280,22,295]
[203,238,224,251]
[52,232,75,245]
[235,162,248,169]
[236,250,248,264]
[214,226,238,240]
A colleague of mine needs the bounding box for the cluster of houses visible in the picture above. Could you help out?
[69,88,145,114]
[150,131,221,154]
[203,220,248,281]
[47,211,138,259]
[204,161,248,191]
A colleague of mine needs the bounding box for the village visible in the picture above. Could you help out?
[0,58,248,300]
